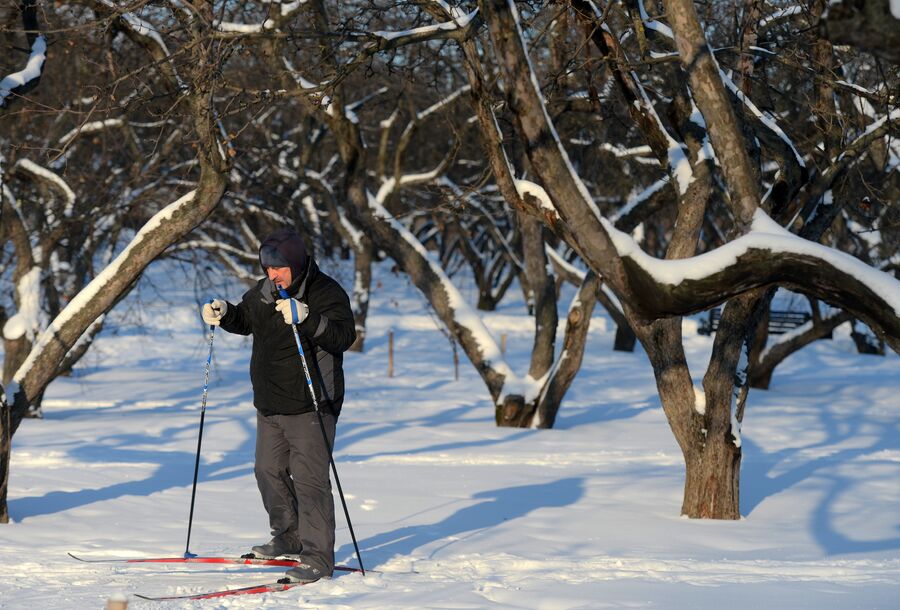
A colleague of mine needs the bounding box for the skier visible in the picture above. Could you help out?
[201,228,356,584]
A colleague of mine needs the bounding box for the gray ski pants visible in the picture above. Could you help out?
[255,410,336,573]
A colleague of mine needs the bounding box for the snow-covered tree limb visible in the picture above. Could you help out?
[479,0,900,348]
[0,0,45,109]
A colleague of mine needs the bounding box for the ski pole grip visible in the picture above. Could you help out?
[206,299,216,331]
[276,286,300,325]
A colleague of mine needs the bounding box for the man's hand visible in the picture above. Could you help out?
[201,299,227,326]
[275,298,309,325]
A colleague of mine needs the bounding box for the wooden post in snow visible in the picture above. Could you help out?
[106,594,128,610]
[388,329,394,378]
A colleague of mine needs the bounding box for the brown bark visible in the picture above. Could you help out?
[810,1,840,160]
[736,0,763,96]
[688,293,763,518]
[349,239,373,352]
[521,213,557,380]
[662,0,761,229]
[0,382,8,523]
[681,436,741,519]
[496,212,559,427]
[1,198,36,386]
[535,271,601,428]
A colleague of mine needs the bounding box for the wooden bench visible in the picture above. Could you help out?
[698,308,812,336]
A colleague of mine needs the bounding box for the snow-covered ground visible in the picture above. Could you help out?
[1,260,898,609]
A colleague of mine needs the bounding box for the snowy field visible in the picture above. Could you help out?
[1,260,898,609]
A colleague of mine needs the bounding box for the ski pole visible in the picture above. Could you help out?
[185,311,216,558]
[277,287,366,576]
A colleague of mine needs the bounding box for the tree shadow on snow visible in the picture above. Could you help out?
[740,379,900,555]
[336,411,537,463]
[337,477,584,565]
[8,405,258,520]
[552,399,655,430]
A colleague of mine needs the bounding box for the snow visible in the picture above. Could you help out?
[693,385,706,415]
[0,35,46,107]
[758,6,804,29]
[416,86,471,121]
[602,209,900,316]
[836,108,900,164]
[216,20,276,33]
[632,77,693,194]
[58,119,125,146]
[638,0,674,39]
[596,143,653,158]
[260,0,307,17]
[513,179,559,220]
[2,259,898,608]
[3,266,43,341]
[611,177,669,223]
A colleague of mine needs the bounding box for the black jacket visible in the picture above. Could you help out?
[219,259,356,416]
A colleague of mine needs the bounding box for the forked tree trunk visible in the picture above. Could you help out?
[496,212,558,426]
[635,313,743,519]
[533,271,601,428]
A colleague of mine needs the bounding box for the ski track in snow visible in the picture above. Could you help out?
[5,552,900,609]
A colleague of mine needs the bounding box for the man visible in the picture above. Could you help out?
[201,228,356,584]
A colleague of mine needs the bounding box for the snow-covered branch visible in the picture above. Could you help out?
[0,19,45,109]
[758,5,804,29]
[482,0,900,352]
[213,0,306,35]
[371,8,479,43]
[94,0,182,89]
[15,160,76,220]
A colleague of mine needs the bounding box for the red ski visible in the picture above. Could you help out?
[134,578,310,601]
[67,552,364,573]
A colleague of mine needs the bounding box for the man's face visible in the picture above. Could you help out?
[266,266,292,289]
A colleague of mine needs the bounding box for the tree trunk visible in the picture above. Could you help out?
[349,239,373,352]
[682,435,741,519]
[496,211,558,427]
[0,382,9,523]
[496,394,532,427]
[534,271,601,428]
[2,336,28,387]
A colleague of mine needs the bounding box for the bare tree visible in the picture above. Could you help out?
[469,0,900,519]
[0,1,232,523]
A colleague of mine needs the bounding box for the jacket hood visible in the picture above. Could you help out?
[259,228,309,286]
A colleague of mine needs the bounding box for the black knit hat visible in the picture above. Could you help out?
[259,228,308,283]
